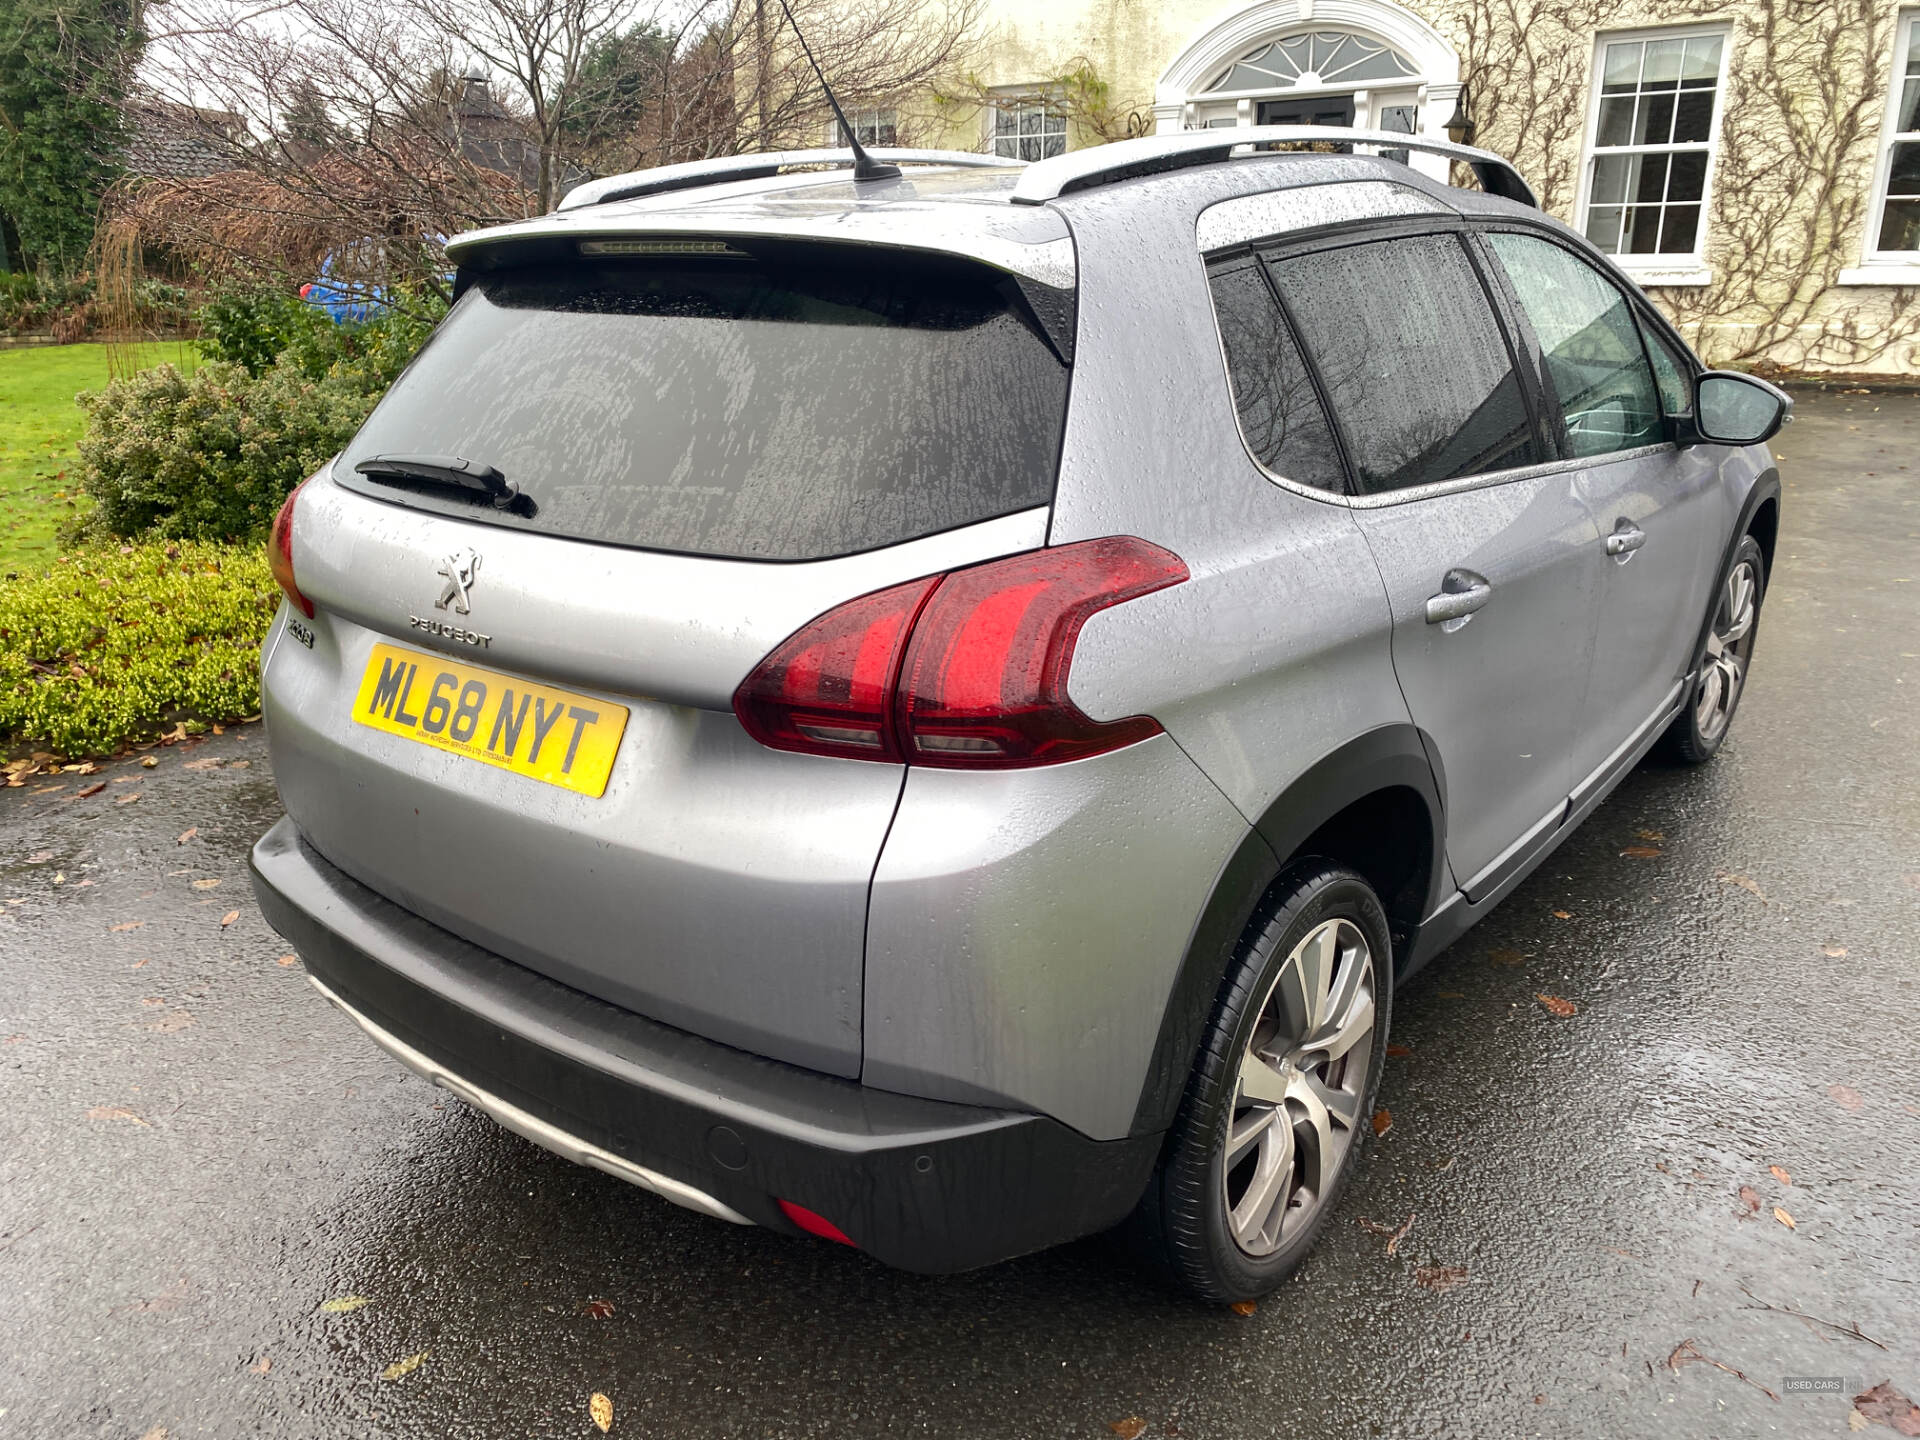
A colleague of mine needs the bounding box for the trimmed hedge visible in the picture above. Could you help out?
[0,542,277,757]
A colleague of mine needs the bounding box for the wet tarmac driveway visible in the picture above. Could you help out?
[3,388,1917,1439]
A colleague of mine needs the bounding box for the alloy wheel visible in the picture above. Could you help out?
[1221,917,1377,1257]
[1695,558,1758,743]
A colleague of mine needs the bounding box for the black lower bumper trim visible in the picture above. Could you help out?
[249,816,1160,1273]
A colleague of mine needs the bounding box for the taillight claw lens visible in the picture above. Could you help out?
[268,481,314,619]
[733,538,1186,769]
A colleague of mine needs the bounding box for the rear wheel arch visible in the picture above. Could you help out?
[1126,726,1445,1137]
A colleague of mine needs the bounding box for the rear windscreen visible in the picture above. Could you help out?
[337,253,1071,561]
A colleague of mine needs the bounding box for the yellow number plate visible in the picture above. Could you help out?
[351,642,629,797]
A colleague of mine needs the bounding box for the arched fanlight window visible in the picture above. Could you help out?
[1204,30,1418,92]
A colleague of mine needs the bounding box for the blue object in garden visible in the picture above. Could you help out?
[300,252,386,323]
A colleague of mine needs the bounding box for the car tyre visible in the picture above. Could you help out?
[1660,534,1766,765]
[1126,860,1392,1302]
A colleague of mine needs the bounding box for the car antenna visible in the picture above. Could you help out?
[770,0,901,182]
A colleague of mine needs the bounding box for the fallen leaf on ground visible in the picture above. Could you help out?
[1229,1299,1257,1316]
[1436,990,1465,999]
[132,958,148,968]
[176,828,197,844]
[1385,1043,1412,1058]
[87,1106,150,1126]
[1108,1420,1146,1440]
[1769,1165,1791,1185]
[1715,871,1769,903]
[1852,1409,1874,1432]
[1414,1265,1469,1292]
[381,1350,429,1381]
[1620,845,1662,858]
[115,792,140,805]
[1371,1108,1393,1136]
[76,782,106,798]
[319,1295,370,1313]
[591,1392,615,1433]
[141,756,158,768]
[27,850,52,864]
[183,758,222,771]
[190,878,220,890]
[277,954,299,967]
[1537,994,1578,1017]
[139,1429,168,1440]
[1823,944,1849,958]
[1830,1084,1865,1112]
[220,910,240,927]
[1737,1185,1762,1214]
[249,1355,272,1374]
[1853,1382,1920,1436]
[1634,829,1665,842]
[1772,1207,1795,1230]
[110,921,144,933]
[1487,947,1529,966]
[1552,909,1573,919]
[585,1299,615,1319]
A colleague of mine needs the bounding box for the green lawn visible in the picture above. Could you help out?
[0,341,199,576]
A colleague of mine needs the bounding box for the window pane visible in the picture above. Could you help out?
[1634,152,1669,202]
[1681,36,1723,82]
[1270,233,1541,494]
[1585,205,1624,252]
[1660,204,1701,253]
[1602,41,1643,92]
[1643,323,1692,416]
[1900,76,1920,135]
[1626,205,1664,252]
[1591,154,1631,203]
[1879,143,1920,250]
[1488,233,1663,459]
[1637,91,1676,144]
[1673,88,1715,142]
[1668,150,1708,201]
[1643,38,1684,87]
[1597,95,1636,146]
[996,108,1016,136]
[1206,263,1346,491]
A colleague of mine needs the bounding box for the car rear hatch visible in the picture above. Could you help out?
[263,217,1075,1077]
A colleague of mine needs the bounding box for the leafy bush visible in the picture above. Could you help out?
[196,283,331,376]
[75,360,377,542]
[275,287,448,389]
[0,542,276,757]
[0,272,94,335]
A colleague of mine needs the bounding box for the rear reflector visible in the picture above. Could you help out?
[778,1198,857,1246]
[732,537,1187,769]
[268,481,314,618]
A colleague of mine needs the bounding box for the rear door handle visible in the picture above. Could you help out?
[1424,569,1493,630]
[1605,521,1647,558]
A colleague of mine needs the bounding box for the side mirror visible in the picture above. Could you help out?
[1684,371,1792,448]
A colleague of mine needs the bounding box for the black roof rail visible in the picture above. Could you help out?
[1007,126,1538,209]
[557,149,1019,212]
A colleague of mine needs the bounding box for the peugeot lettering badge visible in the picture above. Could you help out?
[435,550,481,615]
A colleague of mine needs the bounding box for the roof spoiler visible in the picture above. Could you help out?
[1007,127,1538,209]
[557,149,1019,212]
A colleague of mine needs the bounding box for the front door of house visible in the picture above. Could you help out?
[1258,95,1356,127]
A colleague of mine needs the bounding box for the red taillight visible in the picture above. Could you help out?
[732,537,1187,769]
[268,482,314,618]
[777,1198,857,1246]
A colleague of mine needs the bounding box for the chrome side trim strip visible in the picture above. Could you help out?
[1460,800,1568,904]
[309,975,753,1226]
[1567,679,1686,812]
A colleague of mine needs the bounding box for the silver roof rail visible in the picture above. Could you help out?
[1008,127,1538,209]
[558,149,1020,212]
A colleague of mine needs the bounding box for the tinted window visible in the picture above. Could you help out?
[1207,261,1345,491]
[340,255,1069,561]
[1642,319,1693,415]
[1268,233,1541,495]
[1486,232,1663,457]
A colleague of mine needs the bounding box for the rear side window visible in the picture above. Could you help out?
[1268,233,1542,495]
[1207,261,1345,492]
[339,254,1070,561]
[1484,231,1663,457]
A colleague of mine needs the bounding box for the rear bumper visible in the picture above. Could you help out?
[249,816,1160,1273]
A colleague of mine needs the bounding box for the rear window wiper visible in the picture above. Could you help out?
[353,453,535,516]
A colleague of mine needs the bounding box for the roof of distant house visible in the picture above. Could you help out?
[125,96,249,179]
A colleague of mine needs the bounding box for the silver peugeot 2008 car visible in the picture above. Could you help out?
[250,129,1787,1301]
